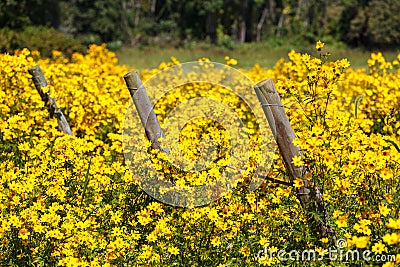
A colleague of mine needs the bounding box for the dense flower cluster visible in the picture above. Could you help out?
[0,43,399,266]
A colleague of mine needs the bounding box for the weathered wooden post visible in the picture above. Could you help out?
[123,71,166,151]
[28,65,73,136]
[255,78,335,239]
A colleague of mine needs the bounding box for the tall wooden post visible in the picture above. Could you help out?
[123,71,166,151]
[255,78,335,239]
[28,65,73,136]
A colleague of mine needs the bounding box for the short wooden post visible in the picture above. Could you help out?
[255,78,335,239]
[28,65,73,136]
[123,71,166,151]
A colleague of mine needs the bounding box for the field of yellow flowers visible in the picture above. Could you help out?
[1,43,400,266]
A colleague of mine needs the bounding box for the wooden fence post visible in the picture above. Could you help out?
[28,65,73,136]
[255,78,335,239]
[123,71,166,151]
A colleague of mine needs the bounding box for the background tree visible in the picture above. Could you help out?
[339,0,400,48]
[0,0,60,29]
[1,0,400,52]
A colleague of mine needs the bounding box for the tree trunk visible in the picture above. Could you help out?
[150,0,156,14]
[121,1,136,46]
[239,0,248,42]
[256,7,268,42]
[134,0,141,27]
[276,13,284,37]
[239,20,246,43]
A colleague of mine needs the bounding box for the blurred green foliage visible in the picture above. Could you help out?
[0,0,399,53]
[0,26,84,57]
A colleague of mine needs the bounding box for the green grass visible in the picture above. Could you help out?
[116,41,399,71]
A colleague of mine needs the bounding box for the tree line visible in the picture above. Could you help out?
[1,0,399,50]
